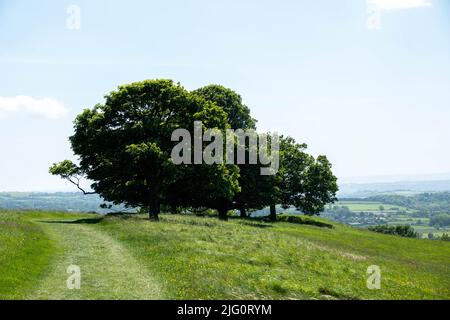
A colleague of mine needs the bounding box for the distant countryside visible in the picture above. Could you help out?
[2,186,450,239]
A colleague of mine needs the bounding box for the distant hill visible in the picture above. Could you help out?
[338,180,450,198]
[0,192,131,214]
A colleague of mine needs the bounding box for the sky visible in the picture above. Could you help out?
[0,0,449,191]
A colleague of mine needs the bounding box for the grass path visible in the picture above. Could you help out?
[28,218,163,300]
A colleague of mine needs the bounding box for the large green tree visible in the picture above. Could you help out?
[50,79,239,220]
[192,85,256,130]
[50,80,338,222]
[192,85,276,218]
[269,136,338,221]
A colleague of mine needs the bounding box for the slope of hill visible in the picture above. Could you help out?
[1,210,449,300]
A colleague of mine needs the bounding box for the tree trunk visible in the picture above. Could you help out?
[239,205,247,218]
[218,207,228,221]
[149,197,160,221]
[269,204,277,222]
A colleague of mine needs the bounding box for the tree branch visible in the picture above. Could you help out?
[65,176,96,195]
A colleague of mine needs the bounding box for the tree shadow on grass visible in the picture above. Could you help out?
[231,215,333,229]
[163,217,218,228]
[39,218,104,225]
[277,215,334,229]
[240,221,273,229]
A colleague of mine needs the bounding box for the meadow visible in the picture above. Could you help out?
[1,210,449,300]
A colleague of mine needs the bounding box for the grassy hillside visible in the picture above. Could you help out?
[0,210,449,300]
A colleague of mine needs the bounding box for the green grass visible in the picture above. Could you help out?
[0,211,55,299]
[0,210,162,300]
[29,218,162,300]
[99,214,450,300]
[1,210,449,300]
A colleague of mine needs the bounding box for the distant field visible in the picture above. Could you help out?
[332,200,449,237]
[1,210,449,300]
[413,226,450,237]
[337,201,410,212]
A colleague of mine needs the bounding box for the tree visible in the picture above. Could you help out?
[269,136,338,221]
[430,214,450,228]
[193,85,274,218]
[49,160,95,195]
[368,225,418,238]
[192,85,256,130]
[50,79,338,222]
[165,157,240,221]
[233,161,278,217]
[50,79,239,220]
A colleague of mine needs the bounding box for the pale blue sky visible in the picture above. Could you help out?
[0,0,449,191]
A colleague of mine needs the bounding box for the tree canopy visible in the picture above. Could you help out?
[51,80,239,220]
[50,79,338,221]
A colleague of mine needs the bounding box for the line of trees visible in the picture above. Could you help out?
[429,214,450,228]
[368,225,419,238]
[367,193,450,214]
[50,79,338,221]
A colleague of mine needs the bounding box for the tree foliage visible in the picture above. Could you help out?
[368,193,450,214]
[429,214,450,228]
[192,85,256,130]
[193,85,275,218]
[50,79,338,221]
[368,225,418,238]
[51,80,239,220]
[268,136,338,220]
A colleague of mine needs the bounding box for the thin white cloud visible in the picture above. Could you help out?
[0,96,69,120]
[369,0,432,10]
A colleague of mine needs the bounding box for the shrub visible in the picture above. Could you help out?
[368,225,418,238]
